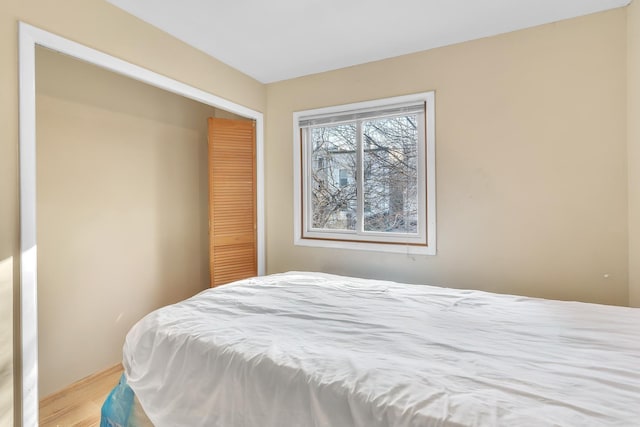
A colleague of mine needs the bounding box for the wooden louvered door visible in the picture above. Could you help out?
[208,117,257,286]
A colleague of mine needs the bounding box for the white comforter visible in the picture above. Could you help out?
[123,272,640,427]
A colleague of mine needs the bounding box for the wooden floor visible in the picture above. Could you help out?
[39,364,123,427]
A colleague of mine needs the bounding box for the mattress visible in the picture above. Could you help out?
[123,272,640,426]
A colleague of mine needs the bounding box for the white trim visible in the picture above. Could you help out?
[293,92,436,255]
[425,92,437,255]
[18,22,265,426]
[18,23,38,427]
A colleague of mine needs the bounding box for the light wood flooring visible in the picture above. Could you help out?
[39,364,123,427]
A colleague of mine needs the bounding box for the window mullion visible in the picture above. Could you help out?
[356,120,364,234]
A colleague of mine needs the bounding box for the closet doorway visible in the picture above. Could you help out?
[19,22,264,426]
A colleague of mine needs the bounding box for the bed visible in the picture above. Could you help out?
[102,271,640,426]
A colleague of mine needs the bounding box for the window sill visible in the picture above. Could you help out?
[294,236,436,255]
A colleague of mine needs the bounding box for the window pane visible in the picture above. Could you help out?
[363,115,418,233]
[310,124,357,230]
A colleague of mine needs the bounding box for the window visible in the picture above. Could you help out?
[293,92,436,254]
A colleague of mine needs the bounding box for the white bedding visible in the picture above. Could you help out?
[123,272,640,426]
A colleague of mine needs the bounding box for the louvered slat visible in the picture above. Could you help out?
[208,117,257,287]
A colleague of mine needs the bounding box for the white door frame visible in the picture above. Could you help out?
[18,22,265,426]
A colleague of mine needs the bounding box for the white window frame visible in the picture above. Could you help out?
[293,92,436,255]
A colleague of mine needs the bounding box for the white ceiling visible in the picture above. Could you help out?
[105,0,631,83]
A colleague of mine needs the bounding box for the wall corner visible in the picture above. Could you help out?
[628,0,640,307]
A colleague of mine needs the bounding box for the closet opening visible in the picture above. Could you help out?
[19,23,264,425]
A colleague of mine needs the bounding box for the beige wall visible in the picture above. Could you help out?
[35,47,243,397]
[629,1,640,308]
[2,0,637,423]
[266,9,629,306]
[1,0,265,423]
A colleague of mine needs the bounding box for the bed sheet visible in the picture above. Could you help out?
[123,272,640,426]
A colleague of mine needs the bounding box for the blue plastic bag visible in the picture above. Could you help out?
[100,373,134,427]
